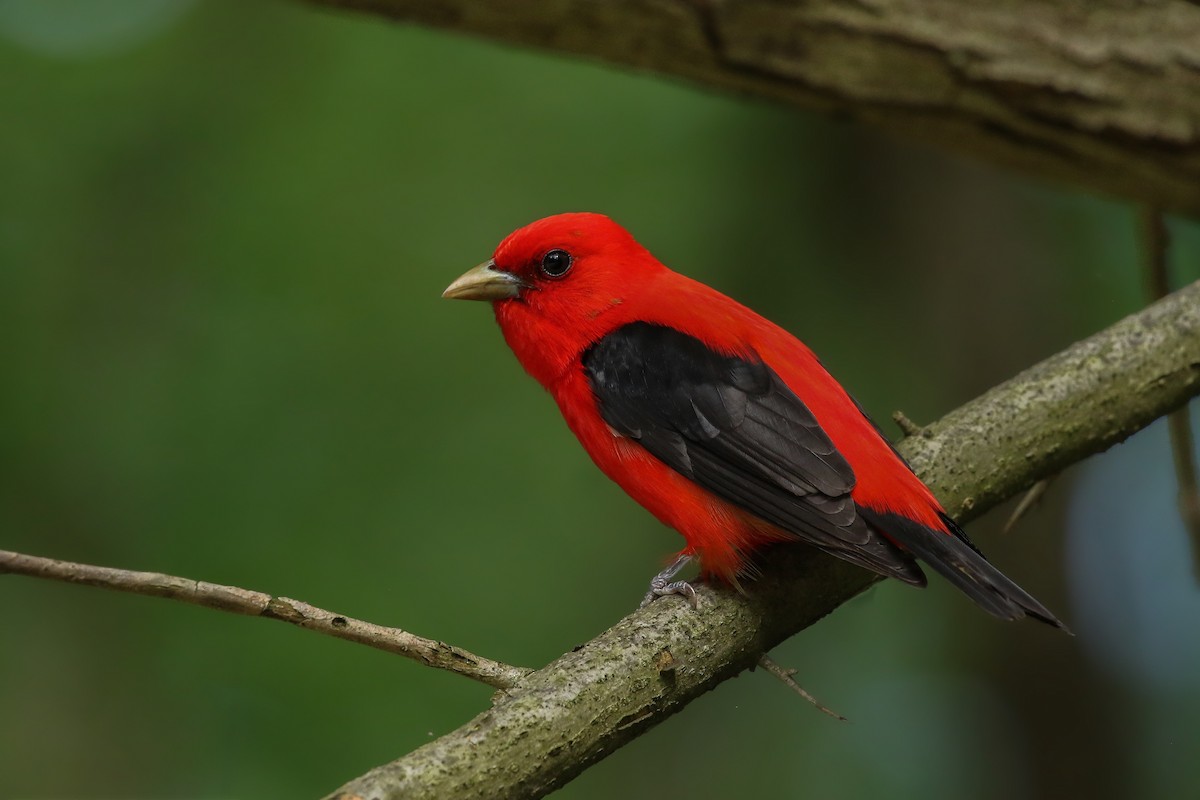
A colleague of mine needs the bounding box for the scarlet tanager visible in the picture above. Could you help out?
[444,213,1063,628]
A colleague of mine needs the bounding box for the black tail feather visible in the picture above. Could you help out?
[859,508,1069,632]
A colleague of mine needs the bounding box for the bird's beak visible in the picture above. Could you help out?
[442,260,523,302]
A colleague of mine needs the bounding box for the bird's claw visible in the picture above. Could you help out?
[640,554,698,609]
[640,579,699,609]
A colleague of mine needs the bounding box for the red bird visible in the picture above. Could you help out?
[444,213,1063,628]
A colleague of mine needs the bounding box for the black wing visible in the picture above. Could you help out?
[582,322,925,584]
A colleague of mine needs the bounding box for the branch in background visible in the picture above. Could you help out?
[1168,412,1200,578]
[302,0,1200,218]
[0,550,530,690]
[326,281,1200,800]
[1141,209,1200,578]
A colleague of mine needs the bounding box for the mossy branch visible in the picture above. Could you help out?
[326,282,1200,799]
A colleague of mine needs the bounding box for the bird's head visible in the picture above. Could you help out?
[443,213,664,385]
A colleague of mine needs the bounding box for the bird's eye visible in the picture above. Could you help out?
[540,249,573,278]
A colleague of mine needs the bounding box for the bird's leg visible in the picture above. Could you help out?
[640,553,698,608]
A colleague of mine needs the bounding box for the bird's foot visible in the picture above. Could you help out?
[639,554,698,609]
[641,579,698,609]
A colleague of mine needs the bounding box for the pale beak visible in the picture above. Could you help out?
[442,260,523,301]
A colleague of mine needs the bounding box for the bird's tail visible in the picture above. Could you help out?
[859,507,1069,632]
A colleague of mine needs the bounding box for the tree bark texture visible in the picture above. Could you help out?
[303,0,1200,218]
[326,282,1200,799]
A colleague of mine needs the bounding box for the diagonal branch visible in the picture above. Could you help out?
[0,550,531,690]
[326,280,1200,800]
[300,0,1200,218]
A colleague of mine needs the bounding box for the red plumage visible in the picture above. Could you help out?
[444,213,1063,628]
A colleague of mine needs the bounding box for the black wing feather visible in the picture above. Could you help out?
[582,322,925,585]
[859,508,1068,629]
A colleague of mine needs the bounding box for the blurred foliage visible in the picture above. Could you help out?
[1,1,1198,798]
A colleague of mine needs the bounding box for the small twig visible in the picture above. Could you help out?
[1141,207,1200,579]
[0,549,531,690]
[892,410,923,437]
[756,653,846,721]
[1002,477,1054,534]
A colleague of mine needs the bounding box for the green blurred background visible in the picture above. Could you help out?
[2,1,1199,798]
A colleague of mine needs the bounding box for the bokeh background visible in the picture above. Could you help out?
[2,1,1199,798]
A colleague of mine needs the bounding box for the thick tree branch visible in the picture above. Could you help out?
[0,550,530,690]
[326,282,1200,799]
[301,0,1200,218]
